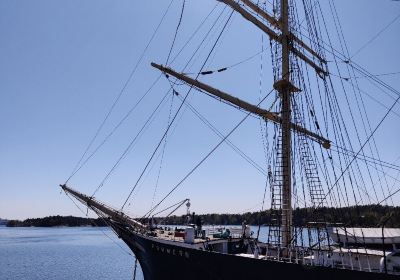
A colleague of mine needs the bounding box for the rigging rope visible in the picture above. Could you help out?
[149,0,185,210]
[121,8,235,210]
[146,199,188,218]
[150,90,175,210]
[78,4,222,193]
[330,0,395,205]
[166,0,186,65]
[319,93,400,207]
[174,91,267,176]
[147,87,275,220]
[63,191,133,257]
[296,20,400,99]
[325,0,379,204]
[331,145,400,172]
[332,70,400,80]
[92,90,172,197]
[67,75,163,181]
[89,4,227,200]
[351,12,400,59]
[182,50,264,76]
[133,258,138,280]
[66,0,176,183]
[292,4,400,101]
[293,0,397,209]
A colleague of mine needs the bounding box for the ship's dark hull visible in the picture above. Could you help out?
[113,225,398,280]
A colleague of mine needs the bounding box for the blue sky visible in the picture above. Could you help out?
[0,0,399,220]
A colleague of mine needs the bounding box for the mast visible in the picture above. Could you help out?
[152,0,329,255]
[279,0,292,254]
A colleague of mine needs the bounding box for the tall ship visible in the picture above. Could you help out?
[61,0,400,279]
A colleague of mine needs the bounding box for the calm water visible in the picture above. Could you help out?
[0,225,266,279]
[0,226,143,280]
[0,225,313,279]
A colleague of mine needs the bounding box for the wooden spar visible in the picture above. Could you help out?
[290,35,326,64]
[240,0,326,64]
[240,0,281,29]
[60,184,146,230]
[151,62,331,149]
[218,0,281,42]
[152,64,279,121]
[217,0,326,75]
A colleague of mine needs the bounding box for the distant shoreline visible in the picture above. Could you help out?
[5,205,400,228]
[6,215,107,227]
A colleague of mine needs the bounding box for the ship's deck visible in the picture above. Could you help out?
[142,226,399,275]
[150,226,242,244]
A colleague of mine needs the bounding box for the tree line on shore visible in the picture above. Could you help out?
[6,215,107,227]
[154,205,400,227]
[6,205,400,227]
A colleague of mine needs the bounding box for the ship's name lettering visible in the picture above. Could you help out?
[151,243,190,258]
